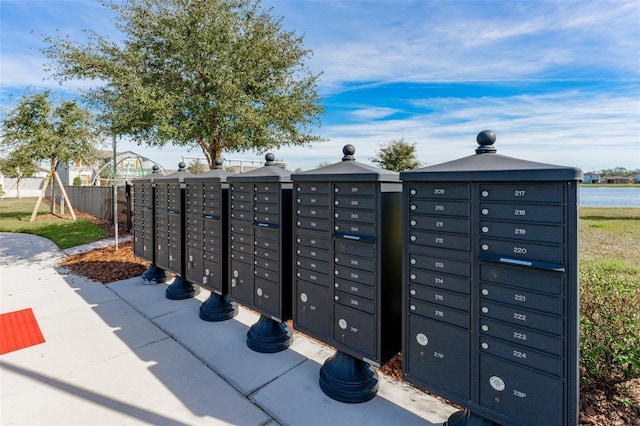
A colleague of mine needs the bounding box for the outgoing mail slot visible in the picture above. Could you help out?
[480,183,564,203]
[408,215,470,234]
[408,183,470,200]
[480,202,563,223]
[479,282,563,315]
[334,290,375,315]
[480,238,564,265]
[480,263,563,296]
[409,199,469,217]
[406,315,470,399]
[334,278,375,300]
[409,269,470,294]
[409,285,469,311]
[409,230,469,251]
[479,300,562,336]
[479,318,563,356]
[334,239,376,258]
[409,299,469,329]
[480,220,563,244]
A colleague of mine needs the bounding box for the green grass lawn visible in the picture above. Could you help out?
[0,197,107,249]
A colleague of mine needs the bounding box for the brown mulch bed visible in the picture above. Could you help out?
[56,212,639,425]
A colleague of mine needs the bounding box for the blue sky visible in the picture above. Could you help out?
[1,0,639,172]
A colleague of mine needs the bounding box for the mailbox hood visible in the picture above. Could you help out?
[227,153,292,182]
[184,159,233,182]
[152,162,192,182]
[401,131,583,182]
[292,145,400,182]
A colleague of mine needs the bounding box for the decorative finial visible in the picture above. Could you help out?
[152,165,159,173]
[178,161,186,171]
[265,153,275,166]
[475,130,497,154]
[214,158,223,169]
[342,144,356,161]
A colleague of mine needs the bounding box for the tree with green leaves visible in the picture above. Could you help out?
[44,0,324,169]
[0,150,38,199]
[1,91,98,219]
[371,139,421,172]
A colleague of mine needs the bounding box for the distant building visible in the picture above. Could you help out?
[583,172,601,184]
[604,176,633,184]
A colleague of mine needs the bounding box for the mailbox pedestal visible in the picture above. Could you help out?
[133,166,171,284]
[184,159,238,321]
[227,154,293,352]
[400,131,581,425]
[154,163,200,300]
[291,145,402,403]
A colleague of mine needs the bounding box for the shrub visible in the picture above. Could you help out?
[73,176,82,186]
[580,265,640,391]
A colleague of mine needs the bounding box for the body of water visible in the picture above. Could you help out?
[580,186,640,207]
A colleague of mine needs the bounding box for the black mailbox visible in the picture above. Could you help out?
[226,154,293,352]
[291,145,402,403]
[132,165,170,283]
[183,159,238,321]
[400,131,581,425]
[153,162,199,300]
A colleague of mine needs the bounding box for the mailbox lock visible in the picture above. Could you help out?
[481,208,489,215]
[481,324,489,332]
[338,319,348,329]
[489,376,505,392]
[335,296,339,301]
[482,190,490,198]
[189,255,193,261]
[410,204,417,211]
[481,306,489,314]
[169,255,173,261]
[410,305,416,311]
[410,220,417,226]
[416,333,429,346]
[481,288,489,296]
[205,269,210,275]
[257,288,263,296]
[481,226,489,233]
[410,189,417,195]
[410,258,416,265]
[410,236,417,242]
[233,270,239,278]
[481,342,489,350]
[335,257,340,263]
[300,293,308,302]
[410,274,416,280]
[410,289,416,296]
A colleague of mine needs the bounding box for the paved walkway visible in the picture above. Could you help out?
[0,232,456,425]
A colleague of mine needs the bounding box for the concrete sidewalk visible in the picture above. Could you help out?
[0,232,456,425]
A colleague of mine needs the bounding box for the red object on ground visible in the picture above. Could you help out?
[0,308,46,355]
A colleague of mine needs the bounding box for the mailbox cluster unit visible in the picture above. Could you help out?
[132,132,581,424]
[153,164,200,300]
[400,131,581,426]
[226,154,294,353]
[184,160,237,321]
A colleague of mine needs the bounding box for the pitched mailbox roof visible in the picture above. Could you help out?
[227,153,292,182]
[152,162,193,182]
[184,159,233,182]
[133,165,163,183]
[292,145,400,182]
[400,131,583,182]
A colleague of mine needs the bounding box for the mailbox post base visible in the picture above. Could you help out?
[319,350,379,403]
[141,264,171,285]
[165,276,200,300]
[445,410,499,426]
[199,293,238,322]
[246,315,292,353]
